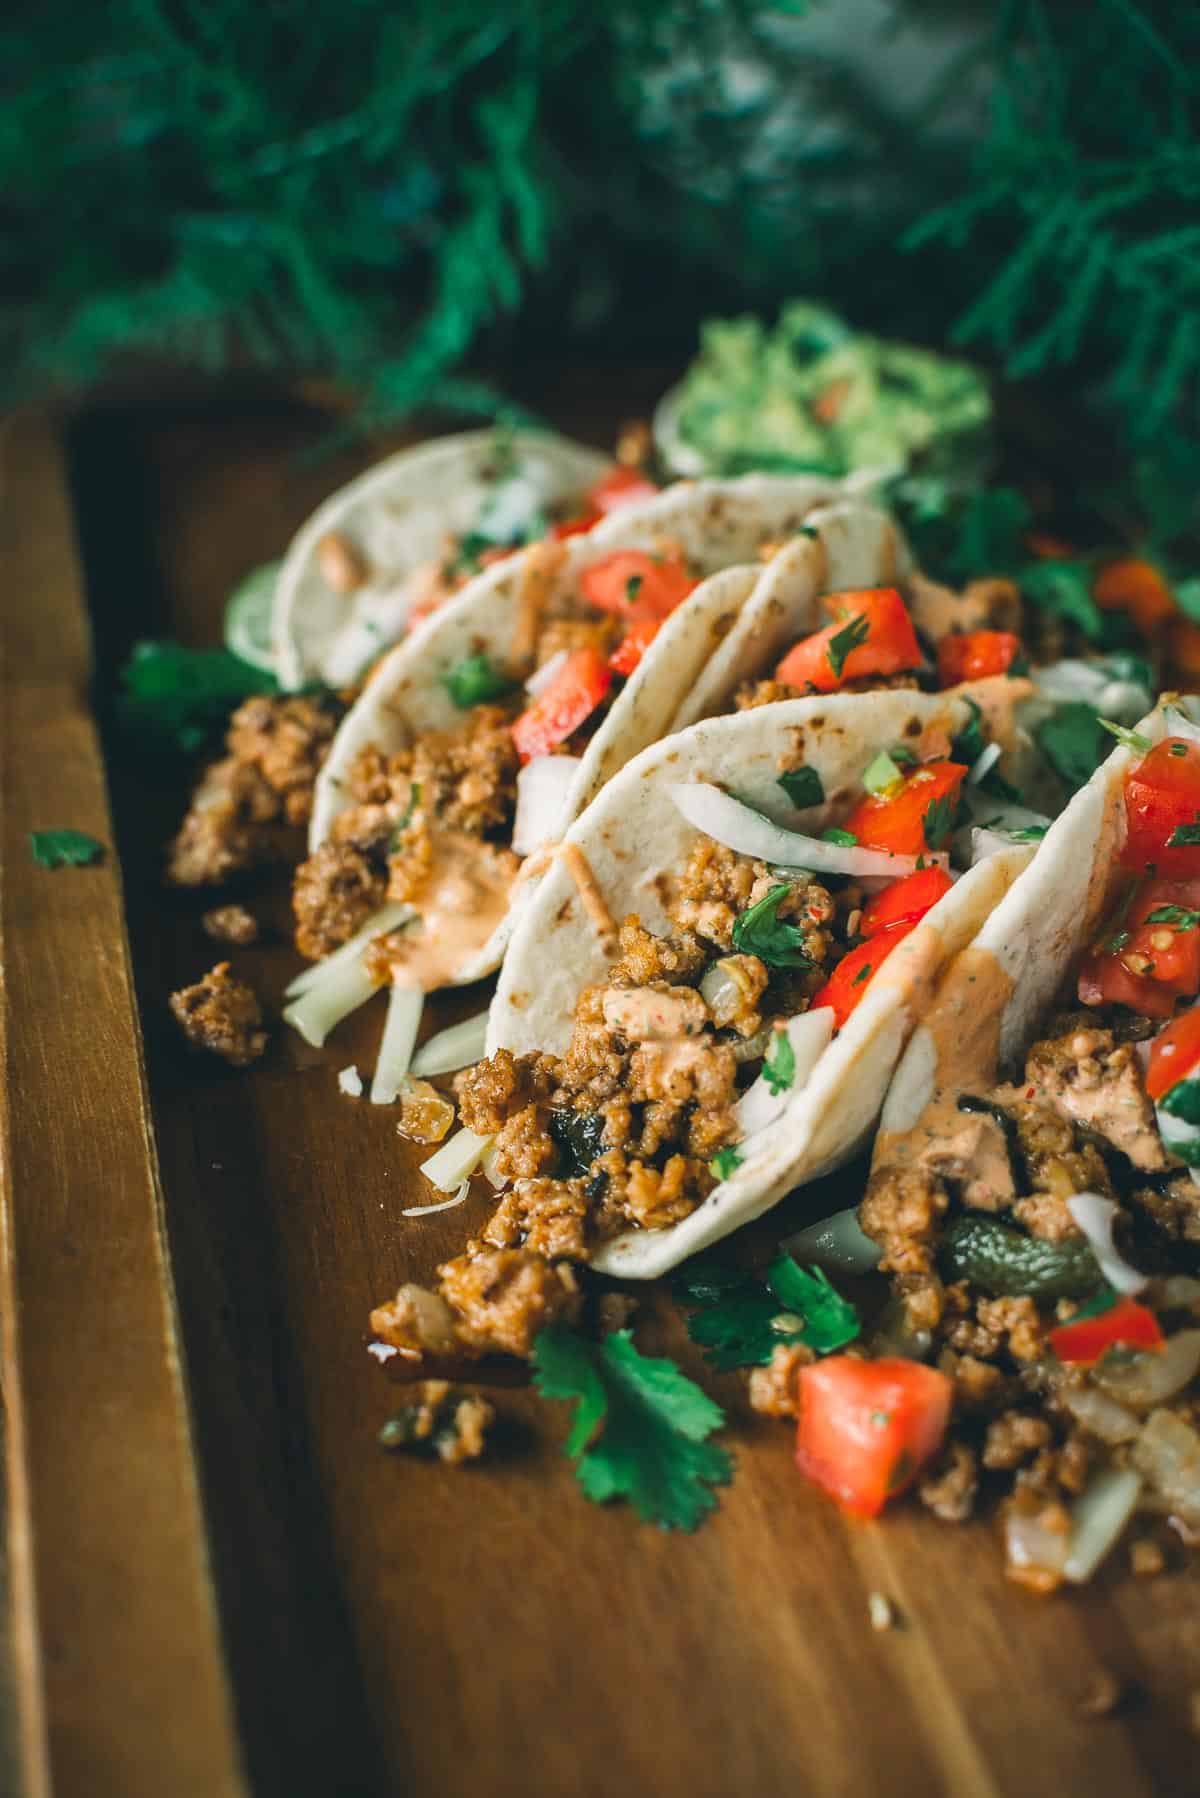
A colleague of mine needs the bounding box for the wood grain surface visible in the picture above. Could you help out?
[2,391,1198,1798]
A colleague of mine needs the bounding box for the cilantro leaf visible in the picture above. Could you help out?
[1169,818,1200,847]
[826,611,870,679]
[1034,702,1108,790]
[441,652,515,708]
[675,1255,861,1370]
[922,792,956,850]
[116,640,279,753]
[950,697,987,768]
[822,826,858,846]
[625,573,644,606]
[1098,718,1152,754]
[30,829,104,869]
[1019,562,1107,642]
[731,884,811,969]
[1160,1075,1200,1125]
[1067,1286,1120,1323]
[709,1145,743,1181]
[777,766,824,809]
[851,960,872,985]
[531,1326,732,1532]
[671,1261,752,1306]
[762,1028,796,1095]
[1145,904,1200,931]
[766,1259,861,1355]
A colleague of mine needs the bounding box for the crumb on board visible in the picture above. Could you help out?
[169,962,267,1067]
[1129,1536,1166,1578]
[377,1380,494,1466]
[338,1065,364,1098]
[1077,1669,1125,1720]
[202,903,260,946]
[867,1592,895,1633]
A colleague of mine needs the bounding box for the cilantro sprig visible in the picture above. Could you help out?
[673,1255,860,1371]
[1169,818,1200,847]
[777,766,824,809]
[30,829,104,868]
[1035,702,1108,791]
[440,652,516,708]
[731,884,811,969]
[1145,904,1200,931]
[762,1028,796,1095]
[826,611,869,679]
[922,792,956,851]
[116,640,279,753]
[1099,718,1152,754]
[531,1326,733,1532]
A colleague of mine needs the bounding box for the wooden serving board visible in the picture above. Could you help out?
[2,398,1198,1798]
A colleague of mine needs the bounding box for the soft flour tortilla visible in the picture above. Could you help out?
[309,474,866,858]
[487,688,1035,1278]
[273,429,609,689]
[876,699,1194,1162]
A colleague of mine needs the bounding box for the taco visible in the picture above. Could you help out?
[797,699,1200,1574]
[283,476,869,1069]
[272,428,619,689]
[367,687,1032,1336]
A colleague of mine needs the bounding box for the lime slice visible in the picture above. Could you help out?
[224,561,281,672]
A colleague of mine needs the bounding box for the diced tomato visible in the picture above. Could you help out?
[1049,1298,1164,1367]
[936,629,1023,687]
[1146,1007,1200,1099]
[774,588,922,694]
[587,465,659,515]
[1121,739,1200,878]
[859,866,954,938]
[1077,952,1179,1018]
[609,613,661,677]
[795,1356,953,1518]
[1120,878,1200,995]
[809,923,914,1031]
[550,510,602,541]
[842,760,968,858]
[579,551,697,622]
[1094,557,1176,634]
[510,646,612,764]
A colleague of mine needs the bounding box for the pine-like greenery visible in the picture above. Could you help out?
[3,1,1198,452]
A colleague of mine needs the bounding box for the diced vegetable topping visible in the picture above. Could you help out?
[608,612,661,676]
[674,1256,860,1370]
[1078,875,1200,1015]
[809,924,912,1030]
[774,588,922,693]
[777,766,825,809]
[30,829,104,868]
[859,865,953,938]
[1049,1295,1164,1367]
[731,884,813,969]
[842,759,968,857]
[1146,1007,1200,1099]
[862,749,904,796]
[939,1212,1101,1299]
[510,646,612,764]
[588,465,660,514]
[1121,738,1200,877]
[936,628,1024,687]
[579,550,696,621]
[441,652,516,708]
[794,1356,953,1517]
[1094,557,1177,634]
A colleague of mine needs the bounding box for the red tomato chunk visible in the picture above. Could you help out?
[859,865,954,938]
[1146,1006,1200,1099]
[795,1357,954,1517]
[774,588,922,694]
[510,647,612,764]
[936,629,1023,687]
[1049,1298,1164,1367]
[1121,738,1200,878]
[842,760,967,858]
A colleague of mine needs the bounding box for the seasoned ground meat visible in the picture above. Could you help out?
[535,616,617,665]
[370,1283,459,1356]
[482,1179,590,1260]
[735,679,799,712]
[672,840,833,964]
[293,842,387,961]
[1002,1094,1114,1204]
[859,1165,950,1280]
[919,1442,978,1522]
[169,962,267,1066]
[747,1341,814,1418]
[201,903,259,946]
[1132,1175,1200,1241]
[168,694,343,886]
[982,1411,1053,1470]
[605,918,707,987]
[937,1348,1011,1412]
[1024,1022,1165,1171]
[378,1380,495,1465]
[437,1248,581,1357]
[456,1049,554,1137]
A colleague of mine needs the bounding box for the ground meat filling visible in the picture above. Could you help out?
[291,703,520,961]
[168,693,345,886]
[169,962,268,1066]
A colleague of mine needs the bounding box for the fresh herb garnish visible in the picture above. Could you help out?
[30,829,104,868]
[1068,1286,1120,1323]
[1104,930,1130,952]
[797,524,819,540]
[1160,1076,1200,1125]
[1019,561,1107,642]
[822,826,858,846]
[116,640,279,752]
[1169,817,1200,847]
[709,1145,744,1181]
[1171,743,1189,757]
[777,766,824,809]
[531,1326,732,1532]
[674,1255,860,1370]
[762,1029,796,1095]
[731,884,812,969]
[1006,824,1049,842]
[851,961,872,986]
[922,792,956,850]
[1145,904,1200,931]
[826,611,870,679]
[862,749,903,795]
[440,652,516,708]
[625,573,644,606]
[950,696,986,768]
[1034,702,1108,791]
[1098,718,1152,754]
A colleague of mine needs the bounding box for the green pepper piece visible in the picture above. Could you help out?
[939,1213,1102,1300]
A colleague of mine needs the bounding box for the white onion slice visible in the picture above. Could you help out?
[971,826,1019,866]
[338,1065,363,1097]
[1066,1193,1148,1294]
[1063,1467,1143,1583]
[1035,660,1151,722]
[370,984,425,1104]
[513,754,582,857]
[782,1205,882,1275]
[1060,1386,1140,1444]
[283,957,378,1047]
[480,1137,508,1190]
[286,902,413,998]
[668,782,935,879]
[1096,1329,1200,1409]
[420,1126,493,1192]
[1163,702,1200,748]
[401,1181,470,1218]
[967,742,1002,786]
[410,1010,490,1077]
[525,648,568,698]
[735,1009,835,1139]
[963,788,1050,836]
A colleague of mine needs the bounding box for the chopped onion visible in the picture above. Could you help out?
[735,1009,834,1138]
[513,755,581,857]
[480,1137,509,1189]
[1159,1275,1200,1311]
[1163,702,1200,749]
[338,1065,363,1098]
[963,788,1050,837]
[783,1205,882,1275]
[1063,1467,1142,1583]
[420,1126,493,1192]
[1004,1507,1069,1584]
[286,902,413,998]
[862,749,903,795]
[1035,659,1152,723]
[1096,1328,1200,1410]
[370,984,425,1103]
[525,647,568,698]
[283,956,378,1047]
[700,958,760,1029]
[1060,1386,1140,1444]
[1066,1192,1147,1294]
[410,1010,490,1077]
[668,782,934,879]
[971,826,1020,866]
[1131,1408,1200,1530]
[402,1181,470,1218]
[967,742,1002,786]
